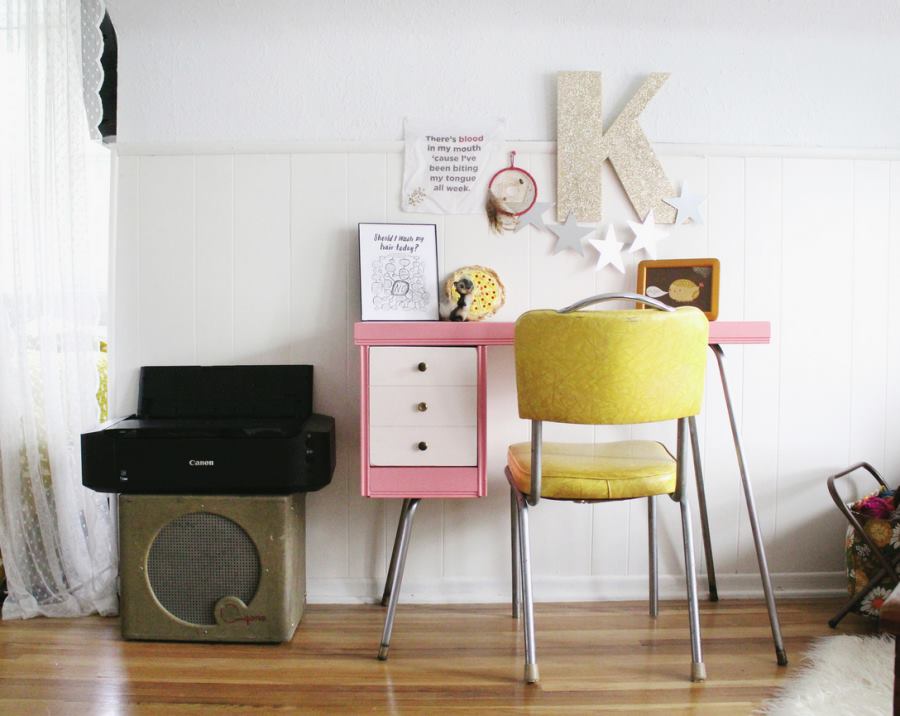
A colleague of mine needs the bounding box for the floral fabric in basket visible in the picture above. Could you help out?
[846,486,900,618]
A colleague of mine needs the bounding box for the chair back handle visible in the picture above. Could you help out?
[560,292,674,314]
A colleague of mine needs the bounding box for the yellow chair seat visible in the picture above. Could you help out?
[507,440,676,501]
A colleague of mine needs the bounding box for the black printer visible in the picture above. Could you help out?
[81,365,335,495]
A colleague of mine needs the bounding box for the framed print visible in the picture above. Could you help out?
[636,258,720,321]
[359,223,439,321]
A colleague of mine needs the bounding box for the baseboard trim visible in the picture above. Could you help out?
[307,571,846,605]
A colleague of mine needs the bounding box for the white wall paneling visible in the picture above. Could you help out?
[112,142,900,603]
[850,162,891,464]
[738,158,783,573]
[110,154,140,417]
[773,159,855,574]
[888,164,900,480]
[138,156,195,368]
[194,155,234,365]
[234,155,292,365]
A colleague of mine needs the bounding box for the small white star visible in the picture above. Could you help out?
[664,183,706,225]
[548,212,594,256]
[514,201,554,233]
[627,209,669,260]
[588,226,625,273]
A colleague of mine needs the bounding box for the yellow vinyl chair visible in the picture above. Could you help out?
[507,293,709,684]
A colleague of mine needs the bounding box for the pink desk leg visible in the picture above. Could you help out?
[710,343,787,666]
[376,345,489,658]
[381,499,410,606]
[378,498,420,660]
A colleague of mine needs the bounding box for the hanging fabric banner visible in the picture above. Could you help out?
[401,119,505,214]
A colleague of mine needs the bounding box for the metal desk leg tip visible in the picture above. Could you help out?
[525,663,540,684]
[776,648,788,666]
[377,644,390,661]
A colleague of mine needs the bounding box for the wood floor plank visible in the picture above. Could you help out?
[0,598,872,714]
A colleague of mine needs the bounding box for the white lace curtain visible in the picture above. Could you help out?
[0,0,117,618]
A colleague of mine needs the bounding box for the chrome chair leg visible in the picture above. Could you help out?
[680,493,706,682]
[381,499,410,607]
[676,417,706,682]
[378,498,420,660]
[648,496,659,618]
[515,489,539,683]
[711,344,787,666]
[511,486,522,619]
[688,416,718,602]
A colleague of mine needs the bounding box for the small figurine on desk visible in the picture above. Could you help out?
[440,266,506,322]
[447,276,475,321]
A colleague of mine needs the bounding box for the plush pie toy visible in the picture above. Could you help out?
[445,266,505,321]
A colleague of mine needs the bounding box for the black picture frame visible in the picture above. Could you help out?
[358,222,440,322]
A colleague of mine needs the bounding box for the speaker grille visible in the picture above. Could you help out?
[147,512,261,625]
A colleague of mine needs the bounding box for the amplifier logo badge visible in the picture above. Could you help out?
[188,459,215,467]
[218,602,267,625]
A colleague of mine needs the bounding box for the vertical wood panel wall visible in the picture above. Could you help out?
[111,145,900,602]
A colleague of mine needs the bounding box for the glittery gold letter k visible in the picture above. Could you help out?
[557,72,675,223]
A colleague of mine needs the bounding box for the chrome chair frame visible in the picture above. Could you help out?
[506,293,786,673]
[506,293,705,683]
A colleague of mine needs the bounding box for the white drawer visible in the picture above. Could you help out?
[370,426,477,466]
[369,347,476,387]
[370,386,476,427]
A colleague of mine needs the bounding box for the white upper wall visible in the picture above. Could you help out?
[107,0,900,148]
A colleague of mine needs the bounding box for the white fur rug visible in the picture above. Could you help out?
[759,634,893,715]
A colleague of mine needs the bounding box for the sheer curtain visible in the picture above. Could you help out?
[0,0,117,618]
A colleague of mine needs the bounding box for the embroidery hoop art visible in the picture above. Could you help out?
[487,151,538,231]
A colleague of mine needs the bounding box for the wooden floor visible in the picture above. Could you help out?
[0,598,871,714]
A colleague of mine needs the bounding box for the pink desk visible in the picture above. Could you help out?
[354,320,769,499]
[354,319,786,666]
[355,320,770,347]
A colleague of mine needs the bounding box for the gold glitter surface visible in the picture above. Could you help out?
[557,72,676,224]
[557,71,603,223]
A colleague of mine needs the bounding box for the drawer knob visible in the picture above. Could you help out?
[417,441,428,451]
[416,402,428,412]
[417,362,427,372]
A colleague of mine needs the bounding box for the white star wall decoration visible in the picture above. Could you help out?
[514,201,554,233]
[588,226,625,273]
[627,209,669,260]
[664,183,706,225]
[549,212,594,256]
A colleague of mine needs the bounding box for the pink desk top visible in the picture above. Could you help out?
[354,320,770,347]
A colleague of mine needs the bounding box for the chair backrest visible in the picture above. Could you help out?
[514,305,708,425]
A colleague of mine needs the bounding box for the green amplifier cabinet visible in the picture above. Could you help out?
[119,493,305,642]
